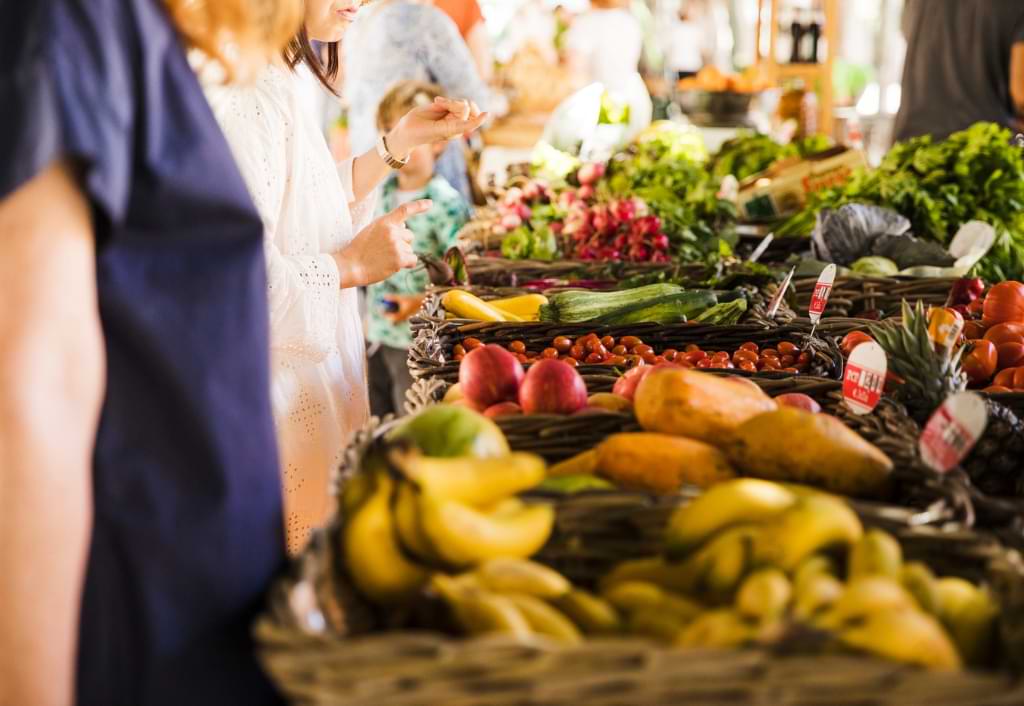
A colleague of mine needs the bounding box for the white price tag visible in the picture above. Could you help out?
[842,342,887,415]
[808,264,837,325]
[767,266,796,319]
[919,392,989,473]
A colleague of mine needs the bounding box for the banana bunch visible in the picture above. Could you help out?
[597,479,1001,669]
[341,448,554,605]
[431,558,620,643]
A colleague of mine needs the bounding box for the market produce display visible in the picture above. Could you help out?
[709,132,833,182]
[778,123,1024,282]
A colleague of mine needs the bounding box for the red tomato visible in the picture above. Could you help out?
[994,367,1018,388]
[711,350,731,361]
[761,348,779,359]
[733,349,758,364]
[621,336,642,349]
[642,353,658,364]
[983,322,1024,347]
[542,347,560,359]
[684,350,708,364]
[626,355,645,368]
[553,336,573,353]
[780,354,796,367]
[696,358,713,369]
[982,281,1024,327]
[662,349,679,361]
[1015,368,1024,390]
[962,339,998,384]
[684,344,702,353]
[633,344,654,357]
[509,340,527,354]
[585,352,605,365]
[561,356,579,368]
[998,342,1024,370]
[782,367,800,374]
[777,341,798,356]
[963,320,987,340]
[740,342,759,352]
[463,337,483,350]
[605,355,627,366]
[570,344,586,360]
[760,358,781,370]
[612,345,628,356]
[840,331,874,357]
[983,385,1013,393]
[738,361,757,373]
[453,344,467,357]
[797,351,812,365]
[601,335,615,349]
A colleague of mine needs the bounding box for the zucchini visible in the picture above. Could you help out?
[539,284,686,323]
[596,291,719,325]
[692,299,748,325]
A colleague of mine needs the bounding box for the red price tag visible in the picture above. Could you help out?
[808,264,837,324]
[919,392,988,473]
[842,342,887,415]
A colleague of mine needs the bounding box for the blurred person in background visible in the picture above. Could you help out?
[367,81,471,418]
[0,0,302,704]
[206,0,486,555]
[564,0,653,135]
[895,0,1024,141]
[663,2,707,81]
[346,0,500,203]
[431,0,494,82]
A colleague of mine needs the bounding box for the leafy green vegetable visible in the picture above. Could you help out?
[709,132,833,182]
[777,122,1024,281]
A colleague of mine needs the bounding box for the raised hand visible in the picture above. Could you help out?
[387,96,489,158]
[334,199,431,288]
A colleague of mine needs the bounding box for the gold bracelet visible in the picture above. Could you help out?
[376,134,408,169]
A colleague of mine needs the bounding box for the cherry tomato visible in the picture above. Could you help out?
[601,335,615,349]
[515,353,528,363]
[733,349,758,364]
[621,336,642,349]
[711,360,735,370]
[561,356,579,368]
[962,339,997,384]
[542,347,559,359]
[509,340,527,354]
[453,353,464,362]
[662,349,679,362]
[738,361,757,373]
[633,344,654,357]
[840,331,874,357]
[585,352,606,364]
[684,344,702,353]
[696,358,713,369]
[760,357,781,370]
[606,355,627,366]
[684,350,708,364]
[463,337,483,350]
[626,355,645,368]
[653,356,668,365]
[453,344,466,357]
[711,351,731,362]
[777,341,798,356]
[780,354,796,367]
[642,353,658,364]
[761,348,779,359]
[740,342,759,353]
[553,336,573,353]
[585,338,604,354]
[797,351,812,365]
[677,360,694,369]
[782,367,800,374]
[612,345,628,356]
[570,344,586,360]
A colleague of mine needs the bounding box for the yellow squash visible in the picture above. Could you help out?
[441,290,522,322]
[595,432,736,495]
[634,368,777,444]
[489,294,548,321]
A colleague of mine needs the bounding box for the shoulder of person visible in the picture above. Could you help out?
[203,65,294,135]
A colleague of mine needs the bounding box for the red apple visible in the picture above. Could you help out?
[459,344,524,409]
[775,393,822,414]
[519,359,588,415]
[612,363,681,401]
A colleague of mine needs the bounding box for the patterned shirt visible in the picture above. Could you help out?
[367,175,469,348]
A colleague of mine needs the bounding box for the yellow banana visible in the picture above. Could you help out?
[419,494,554,567]
[554,589,622,635]
[505,593,582,644]
[899,562,941,616]
[449,590,534,639]
[736,569,792,624]
[817,576,917,630]
[665,479,796,558]
[793,573,843,621]
[429,572,482,603]
[343,475,429,605]
[847,529,903,580]
[602,581,666,613]
[488,294,548,320]
[393,450,546,507]
[935,577,999,666]
[753,495,863,572]
[442,290,521,322]
[838,608,962,671]
[393,481,443,564]
[474,558,571,598]
[684,525,757,602]
[600,556,700,595]
[675,609,757,649]
[629,606,692,643]
[793,555,837,593]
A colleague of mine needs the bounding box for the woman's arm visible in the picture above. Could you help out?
[0,161,104,706]
[465,20,494,84]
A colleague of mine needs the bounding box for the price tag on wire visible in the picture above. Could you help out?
[927,307,964,356]
[766,266,796,319]
[747,233,775,263]
[807,264,837,334]
[919,392,989,473]
[842,342,887,415]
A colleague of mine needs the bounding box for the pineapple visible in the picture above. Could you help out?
[869,301,1024,496]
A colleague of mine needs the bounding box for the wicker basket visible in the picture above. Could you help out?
[462,255,705,289]
[255,420,1024,706]
[793,275,955,319]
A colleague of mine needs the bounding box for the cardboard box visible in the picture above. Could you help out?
[738,146,868,221]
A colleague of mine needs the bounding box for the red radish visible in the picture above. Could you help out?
[775,393,822,414]
[519,359,588,415]
[459,344,524,409]
[577,185,595,201]
[483,401,523,419]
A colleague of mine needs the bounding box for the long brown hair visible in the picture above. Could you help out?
[165,0,303,79]
[285,30,342,95]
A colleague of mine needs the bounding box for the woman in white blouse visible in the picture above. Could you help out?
[205,0,486,554]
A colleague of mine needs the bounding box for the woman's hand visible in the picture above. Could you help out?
[382,293,426,323]
[387,97,489,158]
[334,200,431,288]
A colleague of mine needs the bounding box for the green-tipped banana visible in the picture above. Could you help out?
[935,577,999,666]
[838,609,962,671]
[393,450,546,506]
[665,480,796,558]
[754,495,863,572]
[554,589,622,635]
[676,609,757,649]
[793,573,844,621]
[848,529,903,580]
[343,475,429,605]
[505,593,582,644]
[736,569,792,624]
[817,576,917,630]
[900,562,941,616]
[449,590,533,639]
[419,494,554,567]
[474,558,571,598]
